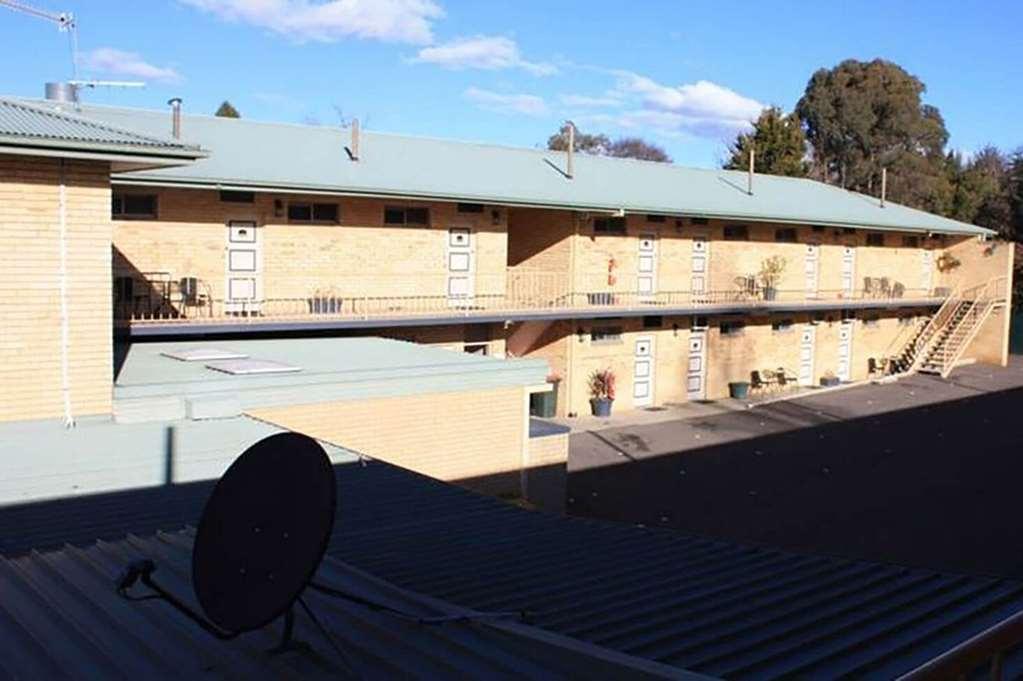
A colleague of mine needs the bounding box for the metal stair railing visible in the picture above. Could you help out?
[905,284,963,374]
[931,276,1008,377]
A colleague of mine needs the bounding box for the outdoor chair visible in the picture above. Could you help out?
[879,278,892,297]
[750,370,774,393]
[863,277,875,298]
[775,368,797,391]
[892,281,905,298]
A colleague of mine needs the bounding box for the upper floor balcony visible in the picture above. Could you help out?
[117,269,948,336]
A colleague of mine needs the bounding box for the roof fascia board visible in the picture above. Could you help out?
[109,176,991,236]
[0,143,204,169]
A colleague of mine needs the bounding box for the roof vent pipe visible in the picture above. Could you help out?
[167,98,182,140]
[565,120,575,180]
[880,167,887,208]
[349,118,360,161]
[45,81,78,104]
[747,146,755,196]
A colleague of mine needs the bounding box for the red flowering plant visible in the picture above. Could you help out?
[588,369,616,401]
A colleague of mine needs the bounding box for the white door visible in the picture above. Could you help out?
[921,249,934,296]
[837,320,854,381]
[633,336,655,407]
[686,327,708,400]
[805,243,820,299]
[447,228,474,306]
[638,233,658,302]
[691,235,709,300]
[798,325,816,386]
[225,221,260,314]
[841,244,856,297]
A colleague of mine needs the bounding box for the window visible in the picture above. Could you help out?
[646,214,666,223]
[723,224,749,241]
[843,227,856,235]
[866,232,885,247]
[862,314,880,328]
[463,342,489,355]
[220,190,254,203]
[775,228,798,243]
[594,216,626,234]
[812,225,827,233]
[590,325,623,344]
[384,206,430,226]
[902,235,920,248]
[720,320,746,336]
[771,318,795,332]
[690,217,709,226]
[457,203,484,213]
[643,315,663,329]
[288,202,339,223]
[112,193,157,219]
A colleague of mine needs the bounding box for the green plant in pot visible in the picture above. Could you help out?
[758,255,787,301]
[588,368,616,417]
[820,370,840,387]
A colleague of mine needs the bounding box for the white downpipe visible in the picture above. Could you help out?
[58,159,75,428]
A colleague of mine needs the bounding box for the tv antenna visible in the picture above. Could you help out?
[0,0,144,99]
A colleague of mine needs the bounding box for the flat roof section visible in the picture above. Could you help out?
[115,337,548,415]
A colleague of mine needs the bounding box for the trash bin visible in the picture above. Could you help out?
[728,381,751,400]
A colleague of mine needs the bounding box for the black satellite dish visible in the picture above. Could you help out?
[117,432,336,650]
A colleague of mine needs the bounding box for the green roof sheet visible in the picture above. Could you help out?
[0,97,203,159]
[22,98,990,236]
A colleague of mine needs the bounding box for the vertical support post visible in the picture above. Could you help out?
[747,146,755,195]
[350,118,360,161]
[566,121,575,179]
[168,98,182,140]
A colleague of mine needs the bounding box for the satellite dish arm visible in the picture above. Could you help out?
[117,560,239,640]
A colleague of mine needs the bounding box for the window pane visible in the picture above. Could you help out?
[775,228,797,243]
[457,203,484,213]
[220,190,255,203]
[867,233,885,246]
[123,195,156,216]
[111,196,123,215]
[724,225,749,241]
[646,214,666,223]
[312,203,339,222]
[405,207,429,225]
[384,207,405,224]
[288,203,312,221]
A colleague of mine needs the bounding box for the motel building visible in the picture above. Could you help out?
[0,92,1015,505]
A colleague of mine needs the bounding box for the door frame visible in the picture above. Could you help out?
[224,219,261,314]
[837,318,854,381]
[686,321,708,401]
[798,324,816,386]
[633,335,655,407]
[805,241,821,299]
[446,226,475,307]
[691,233,710,300]
[637,232,658,302]
[841,241,856,298]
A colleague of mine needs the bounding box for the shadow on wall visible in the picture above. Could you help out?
[566,384,1023,579]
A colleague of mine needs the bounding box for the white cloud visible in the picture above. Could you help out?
[82,48,182,83]
[612,71,764,137]
[559,93,624,109]
[180,0,443,44]
[414,35,555,75]
[463,87,548,117]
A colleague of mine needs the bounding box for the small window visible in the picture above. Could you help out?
[843,227,856,235]
[692,316,709,329]
[220,190,254,203]
[691,217,709,225]
[594,217,626,234]
[720,320,746,336]
[646,214,666,223]
[288,202,338,223]
[591,325,623,344]
[384,206,430,226]
[643,315,663,329]
[775,228,798,243]
[812,225,826,233]
[771,318,794,332]
[902,235,920,248]
[112,193,157,219]
[866,232,885,247]
[464,342,489,355]
[457,203,484,213]
[724,225,749,241]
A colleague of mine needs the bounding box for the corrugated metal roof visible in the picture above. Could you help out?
[0,97,202,157]
[0,529,694,680]
[2,421,1022,680]
[18,98,990,236]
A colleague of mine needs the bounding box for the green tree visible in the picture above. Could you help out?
[546,124,671,163]
[724,106,807,177]
[215,101,240,118]
[948,146,1012,235]
[1008,148,1023,242]
[796,59,949,211]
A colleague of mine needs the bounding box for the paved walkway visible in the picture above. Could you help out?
[567,358,1023,579]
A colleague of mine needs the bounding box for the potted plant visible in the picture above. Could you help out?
[758,255,787,301]
[820,370,841,387]
[588,368,616,417]
[728,380,751,399]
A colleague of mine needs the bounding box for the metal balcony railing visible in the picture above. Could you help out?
[117,270,949,328]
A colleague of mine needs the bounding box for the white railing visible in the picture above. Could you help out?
[118,270,949,327]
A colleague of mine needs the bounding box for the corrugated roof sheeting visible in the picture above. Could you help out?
[3,447,1023,679]
[17,98,991,236]
[0,98,200,153]
[0,529,692,680]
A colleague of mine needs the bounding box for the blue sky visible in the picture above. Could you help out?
[1,0,1019,167]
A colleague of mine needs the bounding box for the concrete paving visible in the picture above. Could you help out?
[566,357,1023,579]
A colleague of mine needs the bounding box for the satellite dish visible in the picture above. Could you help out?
[117,432,336,647]
[193,432,337,633]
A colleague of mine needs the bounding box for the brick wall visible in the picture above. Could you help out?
[247,386,527,496]
[0,155,113,422]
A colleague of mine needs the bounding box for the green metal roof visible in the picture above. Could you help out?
[22,98,990,236]
[0,97,204,161]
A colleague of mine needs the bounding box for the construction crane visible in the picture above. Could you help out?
[0,0,144,100]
